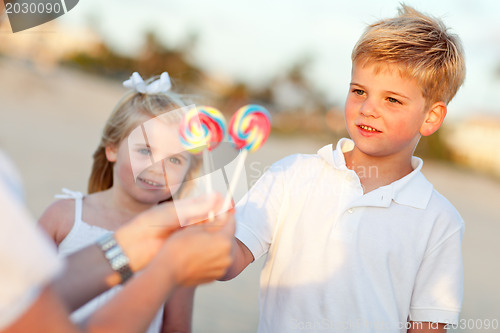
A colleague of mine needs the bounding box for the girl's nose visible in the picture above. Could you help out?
[147,161,167,176]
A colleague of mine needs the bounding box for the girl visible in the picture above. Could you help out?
[39,72,202,333]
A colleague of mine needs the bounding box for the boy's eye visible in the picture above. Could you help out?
[352,89,365,96]
[387,97,401,104]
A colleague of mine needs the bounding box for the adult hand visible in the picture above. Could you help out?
[160,211,235,287]
[114,193,224,272]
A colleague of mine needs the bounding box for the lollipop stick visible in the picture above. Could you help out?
[161,160,169,189]
[203,149,212,193]
[222,149,248,212]
[203,149,215,221]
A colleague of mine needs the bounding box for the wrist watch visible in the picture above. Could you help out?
[97,233,133,284]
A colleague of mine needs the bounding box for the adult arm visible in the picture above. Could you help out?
[1,286,78,333]
[2,198,233,333]
[52,194,225,311]
[85,212,235,333]
[2,212,234,333]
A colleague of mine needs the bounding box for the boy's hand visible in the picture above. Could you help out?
[114,193,224,272]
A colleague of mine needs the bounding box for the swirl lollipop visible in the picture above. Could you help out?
[179,106,227,220]
[179,106,227,154]
[228,104,271,152]
[222,104,271,211]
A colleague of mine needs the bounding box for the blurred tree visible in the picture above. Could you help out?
[414,129,451,160]
[270,55,326,114]
[220,82,251,114]
[63,31,203,85]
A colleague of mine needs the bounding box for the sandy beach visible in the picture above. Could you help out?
[1,59,499,332]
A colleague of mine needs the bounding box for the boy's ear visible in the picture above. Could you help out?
[105,145,118,162]
[420,102,447,137]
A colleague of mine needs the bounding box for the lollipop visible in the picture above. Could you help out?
[222,105,271,211]
[228,104,271,152]
[179,106,227,154]
[179,106,227,220]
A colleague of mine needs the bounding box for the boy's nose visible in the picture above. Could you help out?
[359,99,379,118]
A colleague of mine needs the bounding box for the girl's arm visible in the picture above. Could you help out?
[161,286,195,333]
[38,199,75,245]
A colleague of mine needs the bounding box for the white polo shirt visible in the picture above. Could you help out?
[235,139,464,333]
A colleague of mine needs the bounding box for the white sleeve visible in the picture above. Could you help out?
[409,218,464,325]
[234,156,292,261]
[0,154,63,330]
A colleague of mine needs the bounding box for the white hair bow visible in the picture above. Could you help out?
[123,72,172,94]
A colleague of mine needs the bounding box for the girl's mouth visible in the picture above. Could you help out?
[137,177,165,189]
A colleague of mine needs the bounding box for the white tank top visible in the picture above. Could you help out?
[56,189,163,332]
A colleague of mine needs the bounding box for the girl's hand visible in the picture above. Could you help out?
[114,193,224,272]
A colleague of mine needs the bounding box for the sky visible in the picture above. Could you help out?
[58,0,500,119]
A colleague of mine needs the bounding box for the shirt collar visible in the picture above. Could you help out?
[317,138,353,170]
[317,138,433,209]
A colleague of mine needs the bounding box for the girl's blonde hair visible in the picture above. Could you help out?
[351,4,466,108]
[88,77,201,197]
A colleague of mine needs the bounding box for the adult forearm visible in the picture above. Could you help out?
[52,244,119,312]
[85,258,175,333]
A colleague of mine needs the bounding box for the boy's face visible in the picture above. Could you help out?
[345,61,429,160]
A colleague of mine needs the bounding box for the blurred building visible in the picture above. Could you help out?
[445,116,500,178]
[0,20,100,70]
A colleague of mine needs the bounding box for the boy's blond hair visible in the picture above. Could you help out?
[352,4,465,107]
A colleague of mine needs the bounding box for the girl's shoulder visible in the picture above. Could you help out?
[38,197,78,245]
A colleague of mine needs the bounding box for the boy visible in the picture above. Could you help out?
[222,5,465,333]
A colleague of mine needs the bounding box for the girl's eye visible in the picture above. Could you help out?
[138,148,151,156]
[169,157,181,165]
[387,97,401,104]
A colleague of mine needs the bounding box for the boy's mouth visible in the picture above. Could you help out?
[357,124,381,133]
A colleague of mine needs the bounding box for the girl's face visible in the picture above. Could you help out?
[107,118,192,205]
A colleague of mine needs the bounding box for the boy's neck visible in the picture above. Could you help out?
[344,148,414,194]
